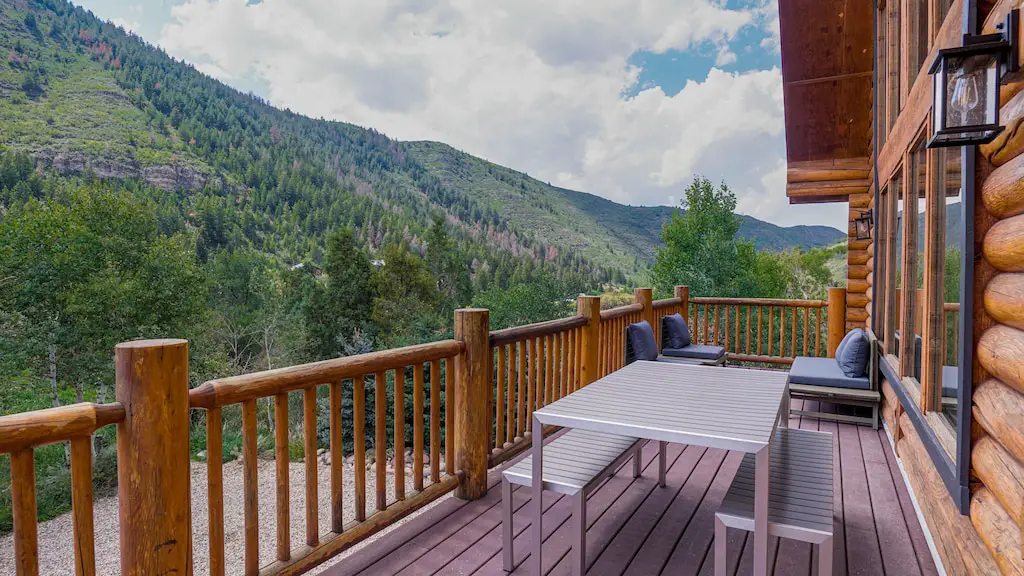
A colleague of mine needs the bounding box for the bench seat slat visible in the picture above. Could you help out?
[503,429,640,493]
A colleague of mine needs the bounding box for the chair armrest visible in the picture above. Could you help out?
[865,327,879,392]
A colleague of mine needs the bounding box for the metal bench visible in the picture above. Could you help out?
[501,429,664,574]
[715,427,835,576]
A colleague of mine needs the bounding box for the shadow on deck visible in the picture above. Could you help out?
[325,400,938,576]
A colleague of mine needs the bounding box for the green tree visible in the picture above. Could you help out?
[304,228,374,359]
[0,184,205,415]
[652,177,742,296]
[425,215,472,320]
[653,177,792,299]
[472,271,579,330]
[372,242,441,346]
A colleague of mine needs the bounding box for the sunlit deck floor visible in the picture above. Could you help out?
[325,400,938,576]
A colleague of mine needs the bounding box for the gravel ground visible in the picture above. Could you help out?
[0,453,450,575]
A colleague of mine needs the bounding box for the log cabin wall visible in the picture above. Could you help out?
[848,192,874,331]
[874,1,1024,574]
[970,3,1024,573]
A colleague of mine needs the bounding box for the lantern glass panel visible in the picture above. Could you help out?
[856,217,871,240]
[944,53,997,130]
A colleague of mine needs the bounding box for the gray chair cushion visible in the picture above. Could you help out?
[662,313,692,348]
[662,344,726,361]
[790,356,871,390]
[836,329,869,378]
[626,321,659,362]
[942,365,959,398]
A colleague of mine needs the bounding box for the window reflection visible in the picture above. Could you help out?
[884,172,903,359]
[939,148,962,427]
[909,140,926,383]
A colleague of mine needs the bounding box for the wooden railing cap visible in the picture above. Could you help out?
[190,339,464,409]
[0,402,126,454]
[115,338,187,349]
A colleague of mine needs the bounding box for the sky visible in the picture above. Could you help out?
[74,0,849,230]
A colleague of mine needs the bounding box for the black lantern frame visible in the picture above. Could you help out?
[927,10,1019,148]
[854,209,873,240]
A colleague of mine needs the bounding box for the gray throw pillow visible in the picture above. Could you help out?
[836,329,869,378]
[663,313,691,348]
[627,321,659,362]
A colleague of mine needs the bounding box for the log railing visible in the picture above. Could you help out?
[598,300,645,378]
[189,339,464,576]
[943,302,960,366]
[0,285,851,576]
[487,315,587,466]
[0,403,125,576]
[687,294,843,365]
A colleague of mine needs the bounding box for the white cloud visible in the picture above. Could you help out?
[156,0,844,229]
[714,45,737,66]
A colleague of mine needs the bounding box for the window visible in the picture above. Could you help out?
[888,0,902,131]
[883,171,902,358]
[921,145,962,427]
[900,139,925,381]
[910,0,930,79]
[935,0,955,38]
[878,2,888,148]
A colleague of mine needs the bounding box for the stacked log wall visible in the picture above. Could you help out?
[847,190,874,331]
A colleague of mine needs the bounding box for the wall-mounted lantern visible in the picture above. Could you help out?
[928,9,1019,148]
[854,209,873,240]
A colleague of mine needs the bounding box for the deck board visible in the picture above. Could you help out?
[323,401,938,576]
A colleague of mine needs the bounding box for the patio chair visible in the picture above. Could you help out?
[625,320,724,366]
[658,313,727,366]
[788,327,880,429]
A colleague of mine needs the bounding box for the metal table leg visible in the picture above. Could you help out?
[531,415,544,575]
[753,445,770,576]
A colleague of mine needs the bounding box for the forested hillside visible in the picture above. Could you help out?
[0,0,840,279]
[409,142,845,260]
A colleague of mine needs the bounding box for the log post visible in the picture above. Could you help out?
[827,288,848,358]
[115,339,192,576]
[578,296,602,387]
[675,286,690,323]
[454,309,489,500]
[635,287,654,327]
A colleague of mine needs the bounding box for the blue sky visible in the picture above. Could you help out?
[73,0,848,230]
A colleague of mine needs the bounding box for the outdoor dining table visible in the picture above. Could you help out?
[530,360,790,576]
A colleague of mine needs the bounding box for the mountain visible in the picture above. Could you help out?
[0,0,843,283]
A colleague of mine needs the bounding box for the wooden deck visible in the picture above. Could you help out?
[325,401,938,576]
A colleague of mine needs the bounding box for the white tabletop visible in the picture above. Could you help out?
[533,361,789,453]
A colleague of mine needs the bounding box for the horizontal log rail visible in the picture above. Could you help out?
[190,339,463,408]
[690,296,828,308]
[599,302,643,320]
[653,296,683,309]
[0,402,124,454]
[1,402,125,576]
[489,315,587,347]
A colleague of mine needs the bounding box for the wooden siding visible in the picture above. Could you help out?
[326,401,937,576]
